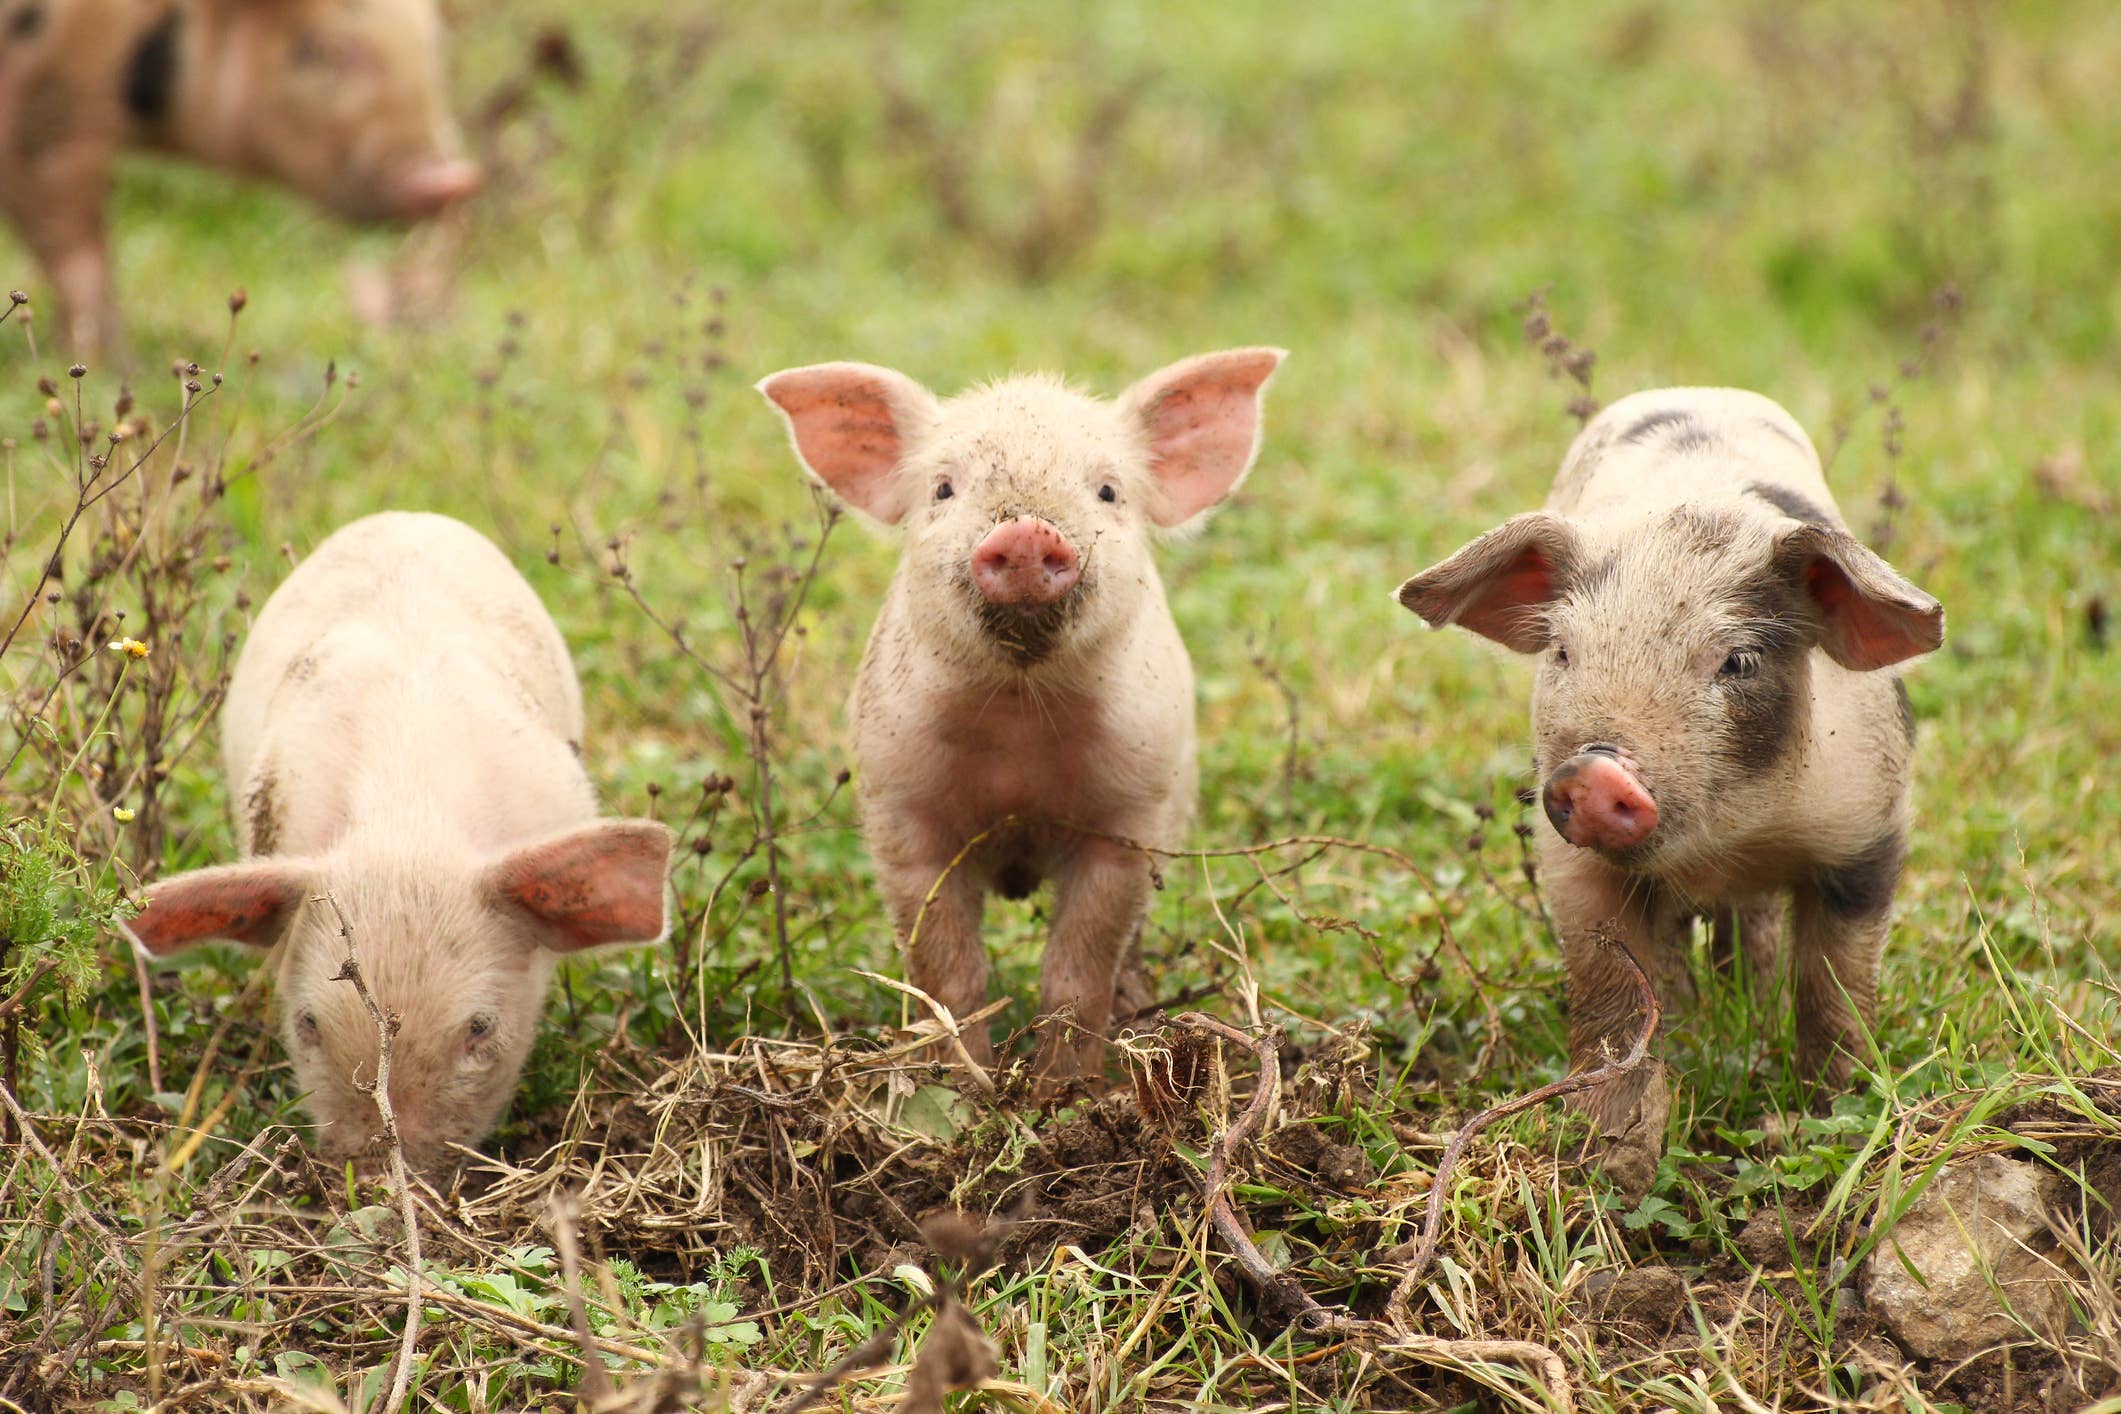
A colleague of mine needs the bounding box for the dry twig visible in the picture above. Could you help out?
[319,892,422,1414]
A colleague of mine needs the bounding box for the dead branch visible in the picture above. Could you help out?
[1170,1012,1321,1324]
[320,892,422,1414]
[1382,928,1660,1331]
[549,1192,613,1407]
[1167,1014,1580,1411]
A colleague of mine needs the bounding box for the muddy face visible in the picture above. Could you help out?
[273,868,550,1166]
[759,350,1286,676]
[893,392,1157,670]
[238,0,478,222]
[1531,510,1816,871]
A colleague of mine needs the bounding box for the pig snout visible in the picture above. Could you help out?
[388,158,483,218]
[1543,745,1660,852]
[971,518,1081,606]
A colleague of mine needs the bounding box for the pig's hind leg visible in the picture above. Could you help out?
[1033,838,1155,1091]
[1709,896,1786,999]
[1789,835,1902,1086]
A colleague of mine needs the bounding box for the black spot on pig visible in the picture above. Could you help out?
[1813,833,1904,921]
[1719,650,1806,771]
[1745,481,1835,527]
[7,4,45,40]
[1893,678,1914,744]
[1757,419,1808,451]
[1623,408,1719,454]
[123,9,182,126]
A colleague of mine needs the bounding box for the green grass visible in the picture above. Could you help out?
[3,0,2119,1409]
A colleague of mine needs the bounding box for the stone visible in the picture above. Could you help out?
[1861,1153,2068,1360]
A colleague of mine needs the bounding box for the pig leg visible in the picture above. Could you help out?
[1542,840,1690,1195]
[884,853,994,1068]
[4,142,118,352]
[1789,845,1898,1085]
[1710,896,1786,997]
[1033,838,1154,1088]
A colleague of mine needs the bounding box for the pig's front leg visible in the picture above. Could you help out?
[881,848,994,1069]
[4,142,119,353]
[1541,839,1690,1195]
[1033,837,1155,1090]
[1789,839,1899,1086]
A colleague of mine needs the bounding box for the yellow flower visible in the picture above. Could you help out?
[113,806,136,822]
[107,637,150,659]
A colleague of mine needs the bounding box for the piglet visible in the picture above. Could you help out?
[759,349,1286,1089]
[126,512,672,1166]
[0,0,480,350]
[1396,388,1943,1191]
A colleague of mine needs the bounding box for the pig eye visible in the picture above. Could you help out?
[466,1013,495,1042]
[1718,650,1761,680]
[297,1010,320,1041]
[934,480,954,502]
[1552,645,1570,668]
[1098,484,1117,504]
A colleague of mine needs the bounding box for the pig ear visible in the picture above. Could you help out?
[1121,347,1287,528]
[122,860,314,960]
[755,362,940,526]
[483,820,675,953]
[1773,526,1945,670]
[1395,512,1581,654]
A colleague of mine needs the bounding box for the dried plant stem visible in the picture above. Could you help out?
[320,892,421,1414]
[549,1193,614,1408]
[1382,928,1660,1332]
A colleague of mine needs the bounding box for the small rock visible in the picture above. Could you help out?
[1581,1264,1689,1333]
[1737,1208,1793,1267]
[1861,1153,2068,1361]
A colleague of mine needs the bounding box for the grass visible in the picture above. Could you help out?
[3,0,2119,1409]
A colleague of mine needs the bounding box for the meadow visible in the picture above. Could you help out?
[2,0,2118,1409]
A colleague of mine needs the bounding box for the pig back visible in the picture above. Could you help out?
[1547,387,1842,532]
[222,513,583,790]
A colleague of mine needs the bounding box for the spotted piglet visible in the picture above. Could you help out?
[0,0,480,349]
[759,349,1286,1091]
[126,513,672,1166]
[1396,388,1943,1190]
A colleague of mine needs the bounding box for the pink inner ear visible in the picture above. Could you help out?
[758,366,924,524]
[127,864,309,958]
[492,823,671,952]
[1132,349,1284,526]
[1806,559,1936,669]
[1462,549,1560,648]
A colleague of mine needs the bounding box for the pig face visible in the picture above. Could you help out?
[757,349,1285,671]
[1397,507,1942,873]
[231,0,480,222]
[124,821,672,1166]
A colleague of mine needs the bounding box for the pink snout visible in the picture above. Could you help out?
[1543,749,1660,852]
[971,518,1081,606]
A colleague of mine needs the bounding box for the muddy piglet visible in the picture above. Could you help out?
[126,513,671,1167]
[759,349,1286,1089]
[1396,388,1943,1190]
[0,0,480,349]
